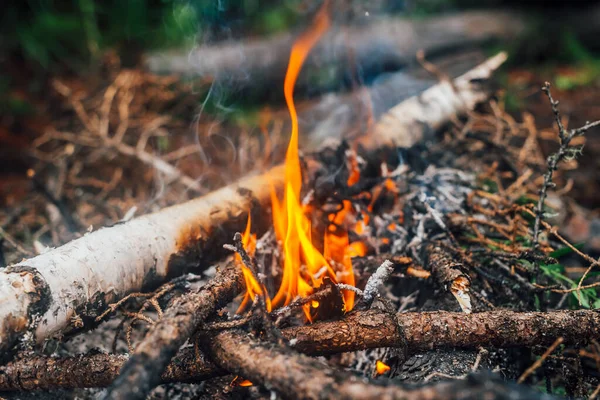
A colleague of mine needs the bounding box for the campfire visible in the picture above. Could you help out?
[237,3,359,321]
[1,2,600,400]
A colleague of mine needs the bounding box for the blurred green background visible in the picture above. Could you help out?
[2,0,600,117]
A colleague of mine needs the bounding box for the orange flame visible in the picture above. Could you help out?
[237,0,359,320]
[236,215,271,313]
[271,1,337,319]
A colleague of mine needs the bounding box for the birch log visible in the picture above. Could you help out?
[0,166,284,355]
[0,54,506,355]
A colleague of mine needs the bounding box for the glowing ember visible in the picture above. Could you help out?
[231,376,253,387]
[375,360,391,375]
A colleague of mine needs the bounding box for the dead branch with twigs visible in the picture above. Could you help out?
[532,82,600,248]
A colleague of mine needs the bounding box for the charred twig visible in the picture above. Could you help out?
[103,262,244,400]
[517,337,564,384]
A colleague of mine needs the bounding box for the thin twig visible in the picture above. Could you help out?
[356,260,394,310]
[533,83,598,247]
[517,337,564,384]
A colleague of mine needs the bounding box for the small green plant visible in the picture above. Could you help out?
[540,262,600,309]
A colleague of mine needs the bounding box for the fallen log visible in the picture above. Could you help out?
[146,10,524,100]
[2,309,598,391]
[0,54,505,356]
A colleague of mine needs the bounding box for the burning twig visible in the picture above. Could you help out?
[103,262,244,400]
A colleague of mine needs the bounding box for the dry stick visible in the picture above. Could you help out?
[530,84,600,305]
[1,309,597,391]
[103,262,244,400]
[0,347,223,391]
[284,309,600,355]
[0,54,505,357]
[205,329,556,400]
[517,337,564,384]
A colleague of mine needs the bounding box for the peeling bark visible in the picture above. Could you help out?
[424,243,472,313]
[104,262,243,400]
[365,52,507,149]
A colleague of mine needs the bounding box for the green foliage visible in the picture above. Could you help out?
[549,244,584,259]
[539,262,600,309]
[1,0,199,70]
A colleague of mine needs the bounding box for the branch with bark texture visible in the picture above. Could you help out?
[2,309,598,391]
[203,329,555,400]
[0,54,505,357]
[103,262,243,400]
[424,243,471,313]
[0,348,222,391]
